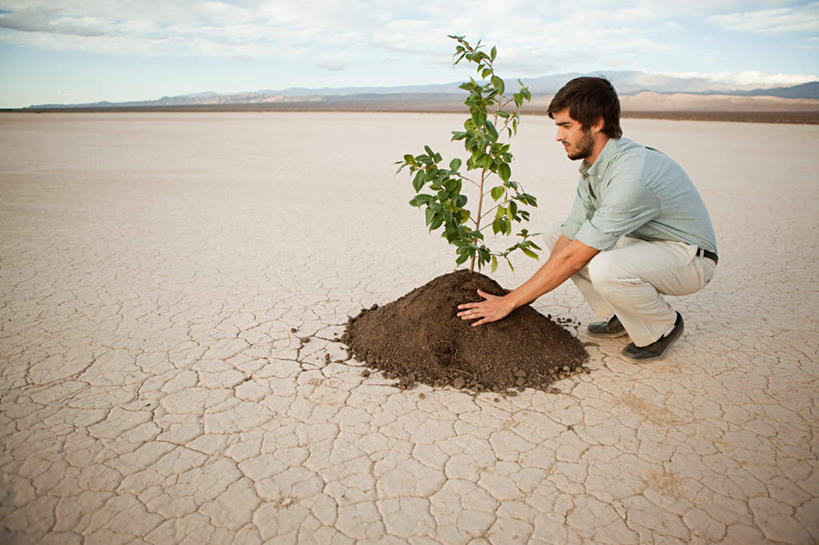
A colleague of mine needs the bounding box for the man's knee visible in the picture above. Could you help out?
[587,251,631,293]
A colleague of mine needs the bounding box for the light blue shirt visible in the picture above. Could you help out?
[561,137,717,254]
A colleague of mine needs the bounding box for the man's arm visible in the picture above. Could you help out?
[550,233,572,259]
[456,236,599,326]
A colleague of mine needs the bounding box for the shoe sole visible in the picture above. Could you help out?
[620,351,666,363]
[586,329,629,339]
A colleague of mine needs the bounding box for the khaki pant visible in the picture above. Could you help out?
[545,223,717,347]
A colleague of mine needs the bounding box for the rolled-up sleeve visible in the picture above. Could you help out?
[560,189,590,240]
[574,178,661,250]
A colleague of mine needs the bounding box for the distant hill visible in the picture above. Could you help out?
[725,81,819,99]
[23,71,819,110]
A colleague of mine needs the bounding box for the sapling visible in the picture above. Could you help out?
[397,35,540,273]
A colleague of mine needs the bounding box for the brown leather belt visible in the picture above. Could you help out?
[698,247,718,264]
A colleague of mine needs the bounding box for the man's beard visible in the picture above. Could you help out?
[567,130,595,160]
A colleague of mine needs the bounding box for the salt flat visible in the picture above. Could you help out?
[1,111,817,544]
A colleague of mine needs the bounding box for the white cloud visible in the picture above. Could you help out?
[708,2,819,33]
[317,58,346,71]
[655,70,818,89]
[0,0,765,61]
[0,6,111,36]
[0,1,815,89]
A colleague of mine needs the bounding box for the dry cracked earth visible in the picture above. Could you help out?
[1,112,817,544]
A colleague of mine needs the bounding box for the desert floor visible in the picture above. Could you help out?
[1,112,817,544]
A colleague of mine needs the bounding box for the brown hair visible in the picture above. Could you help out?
[547,77,622,138]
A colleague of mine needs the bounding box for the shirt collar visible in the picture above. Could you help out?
[579,137,620,180]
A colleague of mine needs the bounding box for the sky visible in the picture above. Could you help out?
[0,0,817,108]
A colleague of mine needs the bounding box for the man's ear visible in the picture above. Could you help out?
[592,116,605,134]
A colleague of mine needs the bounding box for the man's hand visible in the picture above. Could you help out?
[456,237,598,328]
[456,290,516,327]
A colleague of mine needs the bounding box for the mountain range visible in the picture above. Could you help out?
[24,71,819,110]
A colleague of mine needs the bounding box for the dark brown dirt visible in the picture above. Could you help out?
[341,270,589,394]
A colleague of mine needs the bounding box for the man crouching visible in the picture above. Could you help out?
[457,76,718,362]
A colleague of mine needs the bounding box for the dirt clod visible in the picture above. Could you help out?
[342,271,588,394]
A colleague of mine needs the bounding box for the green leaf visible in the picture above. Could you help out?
[412,170,425,192]
[490,255,498,273]
[498,163,511,182]
[449,158,462,170]
[481,67,492,79]
[424,145,434,157]
[490,46,497,61]
[445,222,459,242]
[409,194,429,207]
[484,120,498,141]
[471,109,481,126]
[456,252,470,265]
[490,186,504,201]
[491,75,504,95]
[496,216,509,235]
[521,247,538,259]
[429,214,443,231]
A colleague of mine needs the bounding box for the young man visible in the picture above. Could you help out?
[457,77,718,362]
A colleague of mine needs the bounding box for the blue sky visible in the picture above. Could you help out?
[0,0,817,108]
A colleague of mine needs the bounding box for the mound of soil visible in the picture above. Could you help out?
[342,270,589,393]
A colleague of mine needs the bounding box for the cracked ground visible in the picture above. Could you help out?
[1,112,816,545]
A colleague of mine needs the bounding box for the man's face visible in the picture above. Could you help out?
[553,109,594,161]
